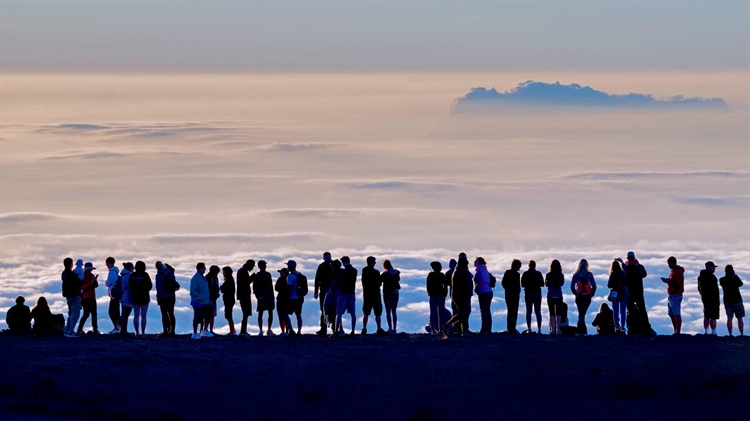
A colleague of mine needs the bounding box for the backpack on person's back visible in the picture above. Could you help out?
[294,272,309,297]
[576,275,592,296]
[111,274,123,301]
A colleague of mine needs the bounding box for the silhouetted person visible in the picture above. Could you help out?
[275,268,291,336]
[521,260,544,334]
[314,252,333,335]
[61,257,82,337]
[570,259,597,335]
[621,251,650,333]
[104,257,121,334]
[254,260,275,336]
[74,259,85,281]
[118,262,134,336]
[324,260,342,333]
[205,265,221,335]
[502,259,522,334]
[77,262,99,334]
[6,296,31,333]
[720,264,744,336]
[546,260,565,335]
[286,260,305,335]
[220,266,237,335]
[445,259,458,317]
[660,256,684,335]
[237,260,255,337]
[155,261,179,336]
[129,260,153,337]
[381,260,401,334]
[592,303,615,335]
[698,261,720,335]
[607,260,628,332]
[335,256,358,336]
[426,261,448,334]
[361,256,385,335]
[474,257,493,334]
[446,253,473,336]
[30,297,56,335]
[190,262,211,339]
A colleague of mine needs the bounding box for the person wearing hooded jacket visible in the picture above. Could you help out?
[118,262,134,336]
[474,257,493,334]
[660,256,684,335]
[104,257,121,334]
[446,253,474,336]
[76,262,99,334]
[156,261,179,336]
[74,259,85,281]
[381,260,401,334]
[129,261,153,337]
[502,260,522,334]
[190,263,211,339]
[570,259,597,335]
[698,261,721,335]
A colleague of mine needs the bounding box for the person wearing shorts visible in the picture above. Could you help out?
[361,256,384,335]
[189,263,212,339]
[254,260,275,336]
[720,264,745,336]
[335,256,358,336]
[662,256,685,335]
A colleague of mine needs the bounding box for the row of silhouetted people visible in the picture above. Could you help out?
[3,251,745,337]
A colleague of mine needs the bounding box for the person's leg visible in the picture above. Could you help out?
[576,296,591,334]
[90,300,98,331]
[479,292,491,333]
[66,297,81,334]
[140,303,148,334]
[160,302,169,334]
[167,298,176,335]
[108,298,120,331]
[506,294,518,332]
[133,305,141,335]
[613,300,621,329]
[738,316,744,336]
[266,310,274,331]
[461,297,471,334]
[534,296,542,333]
[78,300,91,333]
[547,298,556,334]
[437,297,446,332]
[318,291,327,333]
[296,310,303,334]
[384,295,393,331]
[525,295,533,333]
[240,300,249,335]
[120,306,132,334]
[392,294,399,332]
[429,296,437,333]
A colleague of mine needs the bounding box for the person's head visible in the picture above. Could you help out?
[341,256,350,265]
[155,261,164,270]
[609,260,622,275]
[35,296,49,310]
[63,257,73,269]
[458,252,467,260]
[474,257,486,267]
[725,264,734,275]
[135,261,146,273]
[667,256,677,269]
[222,266,233,279]
[196,262,206,274]
[323,252,331,262]
[332,259,342,269]
[383,260,393,271]
[76,259,83,267]
[285,260,297,271]
[106,256,115,269]
[549,259,562,273]
[599,303,610,313]
[258,260,267,271]
[209,265,221,276]
[15,296,25,305]
[449,259,457,270]
[366,256,376,267]
[84,262,95,272]
[244,259,256,271]
[528,260,537,270]
[277,267,289,277]
[574,259,589,274]
[705,261,717,273]
[430,261,442,272]
[123,262,134,272]
[511,259,522,271]
[627,251,636,262]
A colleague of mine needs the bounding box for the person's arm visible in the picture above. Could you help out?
[736,275,743,288]
[640,265,648,278]
[592,314,600,327]
[589,273,597,295]
[314,264,322,298]
[570,277,577,295]
[106,270,117,288]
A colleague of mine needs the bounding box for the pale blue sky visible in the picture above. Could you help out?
[2,1,748,71]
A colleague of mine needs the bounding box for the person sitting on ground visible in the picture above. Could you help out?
[236,260,255,337]
[557,302,577,336]
[254,260,275,336]
[206,265,221,335]
[474,257,493,334]
[592,303,615,335]
[426,261,448,334]
[720,264,744,337]
[545,260,565,335]
[77,262,100,335]
[6,296,31,333]
[105,257,121,334]
[314,252,334,335]
[607,260,628,333]
[61,257,83,337]
[155,261,179,337]
[275,268,292,336]
[698,261,721,335]
[521,260,544,334]
[335,256,358,336]
[30,297,56,335]
[502,259,522,334]
[220,266,237,336]
[118,262,134,336]
[129,260,153,337]
[660,256,684,335]
[286,260,306,336]
[190,263,211,339]
[361,256,385,335]
[381,260,402,334]
[570,259,597,335]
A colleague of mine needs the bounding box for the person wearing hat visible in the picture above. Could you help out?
[286,260,304,335]
[719,264,744,336]
[314,252,334,335]
[236,260,255,337]
[76,262,100,335]
[361,256,385,335]
[275,267,292,336]
[474,257,494,334]
[6,296,31,333]
[698,261,721,335]
[254,260,275,336]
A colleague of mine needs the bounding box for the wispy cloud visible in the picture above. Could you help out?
[452,81,728,113]
[350,180,459,191]
[244,207,449,218]
[672,196,750,207]
[253,142,346,152]
[35,122,224,138]
[563,170,749,182]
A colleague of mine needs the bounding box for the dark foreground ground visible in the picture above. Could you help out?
[0,332,748,421]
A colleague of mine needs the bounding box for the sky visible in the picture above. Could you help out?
[1,2,749,336]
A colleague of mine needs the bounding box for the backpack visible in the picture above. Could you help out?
[111,275,123,301]
[576,275,592,296]
[164,271,180,293]
[489,273,497,289]
[294,273,309,297]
